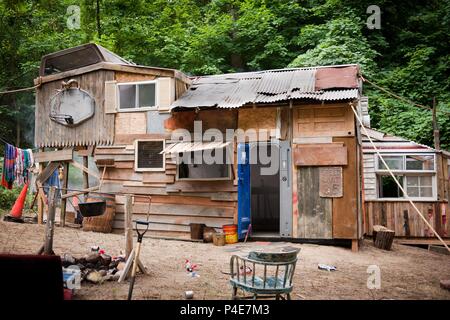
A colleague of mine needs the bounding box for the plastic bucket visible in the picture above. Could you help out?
[223,224,238,244]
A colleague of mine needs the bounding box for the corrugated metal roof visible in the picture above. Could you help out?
[362,127,436,153]
[170,65,359,110]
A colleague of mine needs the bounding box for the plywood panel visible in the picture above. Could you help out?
[297,167,333,239]
[293,104,354,138]
[332,137,358,239]
[115,112,147,135]
[294,144,347,166]
[238,107,277,133]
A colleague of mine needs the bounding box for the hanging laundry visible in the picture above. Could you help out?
[1,143,34,189]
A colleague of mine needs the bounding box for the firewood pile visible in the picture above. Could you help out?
[61,251,127,284]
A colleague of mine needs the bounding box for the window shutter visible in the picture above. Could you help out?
[157,77,174,112]
[104,80,117,114]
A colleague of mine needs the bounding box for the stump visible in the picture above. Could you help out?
[373,225,395,250]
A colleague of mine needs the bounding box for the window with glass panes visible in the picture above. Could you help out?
[376,154,436,199]
[118,81,157,110]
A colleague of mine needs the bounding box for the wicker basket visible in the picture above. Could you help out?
[82,193,115,233]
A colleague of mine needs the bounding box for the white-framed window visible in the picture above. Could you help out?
[376,153,437,200]
[134,139,165,172]
[118,80,157,111]
[177,149,232,181]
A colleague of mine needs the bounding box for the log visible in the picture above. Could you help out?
[373,225,395,250]
[43,187,57,255]
[125,194,133,260]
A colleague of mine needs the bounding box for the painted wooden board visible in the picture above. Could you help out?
[34,149,73,163]
[294,144,347,166]
[332,137,358,239]
[319,166,343,198]
[297,167,333,239]
[293,104,354,138]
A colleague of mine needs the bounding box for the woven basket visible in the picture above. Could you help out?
[82,193,115,233]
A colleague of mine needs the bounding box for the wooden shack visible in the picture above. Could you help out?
[34,44,364,249]
[362,126,450,244]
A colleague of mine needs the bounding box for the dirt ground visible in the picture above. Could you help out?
[0,220,449,300]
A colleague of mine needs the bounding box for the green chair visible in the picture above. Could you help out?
[229,249,300,300]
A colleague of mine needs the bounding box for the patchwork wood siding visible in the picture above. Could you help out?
[35,69,115,147]
[365,201,449,238]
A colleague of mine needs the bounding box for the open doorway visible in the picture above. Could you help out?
[249,143,280,235]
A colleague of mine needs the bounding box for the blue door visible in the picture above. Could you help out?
[237,143,251,240]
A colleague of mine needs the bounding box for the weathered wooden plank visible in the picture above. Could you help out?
[115,133,171,145]
[332,137,358,239]
[142,172,175,184]
[34,149,73,163]
[95,154,135,162]
[112,220,190,232]
[35,69,115,148]
[115,202,235,217]
[294,144,347,166]
[114,194,236,207]
[114,213,233,228]
[166,180,236,193]
[297,167,332,239]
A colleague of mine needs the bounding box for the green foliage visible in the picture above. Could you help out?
[0,0,448,152]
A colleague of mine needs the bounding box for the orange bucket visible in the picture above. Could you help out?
[223,224,238,244]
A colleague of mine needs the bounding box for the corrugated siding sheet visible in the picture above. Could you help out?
[171,65,359,110]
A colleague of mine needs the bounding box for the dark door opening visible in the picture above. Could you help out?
[250,143,280,234]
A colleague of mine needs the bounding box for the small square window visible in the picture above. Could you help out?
[118,81,157,110]
[135,140,165,171]
[119,84,136,109]
[138,83,156,107]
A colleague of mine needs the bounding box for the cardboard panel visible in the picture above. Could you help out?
[294,144,347,166]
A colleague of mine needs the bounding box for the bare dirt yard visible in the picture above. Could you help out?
[0,220,449,300]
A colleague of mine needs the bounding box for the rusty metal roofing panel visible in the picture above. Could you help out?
[171,65,359,110]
